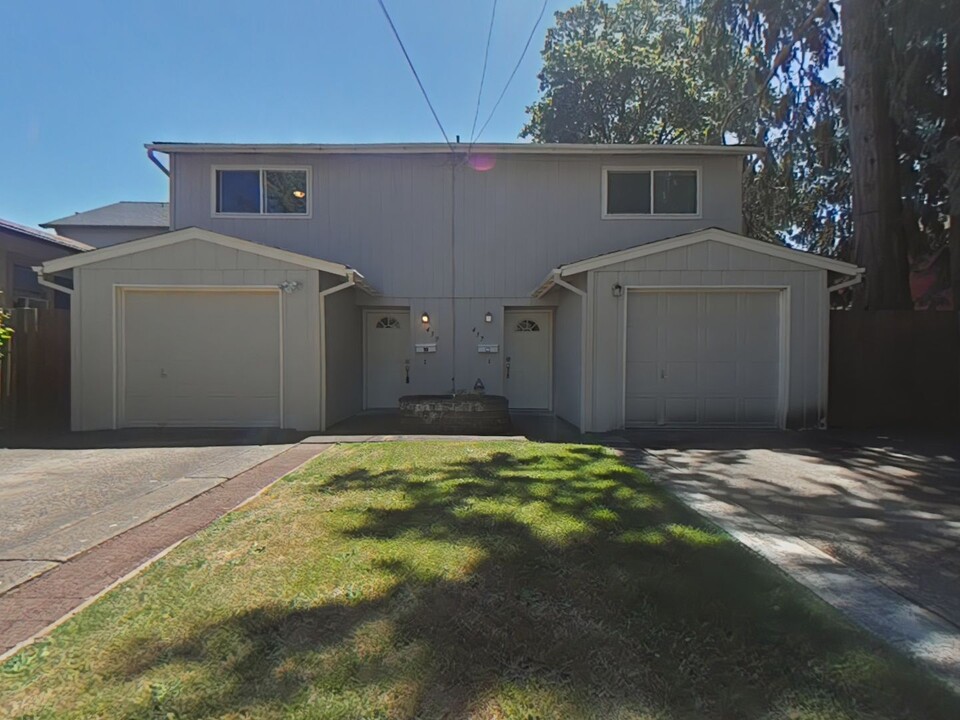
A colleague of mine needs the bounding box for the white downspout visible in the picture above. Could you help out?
[318,272,357,432]
[550,271,588,433]
[32,267,73,295]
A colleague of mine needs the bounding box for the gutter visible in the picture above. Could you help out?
[32,267,73,295]
[828,273,864,293]
[318,272,359,432]
[147,148,170,176]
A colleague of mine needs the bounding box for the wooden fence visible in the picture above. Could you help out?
[829,310,960,428]
[0,308,70,430]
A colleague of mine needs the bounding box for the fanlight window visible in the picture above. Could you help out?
[515,319,541,332]
[376,316,401,329]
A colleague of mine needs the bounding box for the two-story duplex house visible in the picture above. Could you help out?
[38,143,862,433]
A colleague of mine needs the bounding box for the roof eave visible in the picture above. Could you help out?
[146,142,765,157]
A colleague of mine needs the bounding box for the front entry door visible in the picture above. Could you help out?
[503,309,552,410]
[364,310,410,408]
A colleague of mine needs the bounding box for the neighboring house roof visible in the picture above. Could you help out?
[146,141,764,157]
[532,227,864,297]
[0,217,93,252]
[40,226,377,294]
[40,201,169,229]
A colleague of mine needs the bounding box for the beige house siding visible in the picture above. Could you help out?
[171,152,744,299]
[323,284,363,428]
[70,238,322,431]
[583,240,829,432]
[549,276,585,427]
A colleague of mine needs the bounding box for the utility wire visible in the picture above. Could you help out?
[375,0,454,152]
[473,0,549,144]
[468,0,499,147]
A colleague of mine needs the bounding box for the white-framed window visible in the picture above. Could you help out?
[602,167,700,218]
[212,167,311,217]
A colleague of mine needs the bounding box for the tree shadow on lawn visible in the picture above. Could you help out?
[108,445,959,719]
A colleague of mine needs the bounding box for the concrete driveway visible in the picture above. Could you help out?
[629,429,960,628]
[0,431,300,593]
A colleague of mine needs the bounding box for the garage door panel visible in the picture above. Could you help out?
[743,397,779,425]
[663,398,698,424]
[625,327,657,359]
[702,397,738,424]
[738,361,779,393]
[625,396,658,425]
[123,290,281,427]
[703,326,738,358]
[663,362,697,393]
[625,360,658,394]
[625,290,781,428]
[699,362,737,393]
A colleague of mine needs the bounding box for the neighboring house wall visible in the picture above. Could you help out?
[0,229,75,307]
[70,238,322,431]
[52,225,166,248]
[584,240,829,432]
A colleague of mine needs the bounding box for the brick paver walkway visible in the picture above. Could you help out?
[0,443,328,660]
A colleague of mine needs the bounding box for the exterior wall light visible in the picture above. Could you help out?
[278,281,303,294]
[612,283,623,297]
[421,312,430,324]
[484,312,493,323]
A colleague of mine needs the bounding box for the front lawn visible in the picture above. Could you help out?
[1,441,956,719]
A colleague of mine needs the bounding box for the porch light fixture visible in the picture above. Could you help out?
[278,280,303,294]
[421,311,430,324]
[484,312,493,323]
[612,283,623,297]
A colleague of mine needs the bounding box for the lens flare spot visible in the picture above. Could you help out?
[468,154,496,172]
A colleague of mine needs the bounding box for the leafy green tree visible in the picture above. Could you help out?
[524,0,960,308]
[522,0,849,259]
[0,309,13,358]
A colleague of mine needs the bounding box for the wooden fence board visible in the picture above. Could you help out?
[0,307,70,429]
[829,310,960,428]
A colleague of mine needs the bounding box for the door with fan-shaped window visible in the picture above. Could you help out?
[364,310,410,408]
[503,310,552,410]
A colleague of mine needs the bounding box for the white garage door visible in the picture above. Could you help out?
[122,289,282,427]
[625,290,782,427]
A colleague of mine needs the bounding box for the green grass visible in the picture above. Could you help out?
[1,441,956,719]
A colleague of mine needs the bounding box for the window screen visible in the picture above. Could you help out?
[216,170,261,214]
[606,171,652,215]
[653,170,698,214]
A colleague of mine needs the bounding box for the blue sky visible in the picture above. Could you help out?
[0,0,569,228]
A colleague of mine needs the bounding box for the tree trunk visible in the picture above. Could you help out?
[946,29,960,311]
[842,0,913,309]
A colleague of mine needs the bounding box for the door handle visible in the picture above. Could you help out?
[505,356,511,380]
[404,359,410,384]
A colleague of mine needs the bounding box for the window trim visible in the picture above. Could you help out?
[211,165,312,219]
[601,165,702,220]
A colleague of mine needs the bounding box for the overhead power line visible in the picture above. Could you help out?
[473,0,549,145]
[375,0,454,151]
[469,0,499,146]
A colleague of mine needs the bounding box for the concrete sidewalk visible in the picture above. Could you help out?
[0,442,293,593]
[620,430,960,692]
[0,443,327,661]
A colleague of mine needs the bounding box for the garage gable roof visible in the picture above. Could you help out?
[40,227,375,291]
[533,228,863,297]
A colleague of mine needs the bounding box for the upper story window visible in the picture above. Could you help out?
[214,168,310,216]
[603,168,699,218]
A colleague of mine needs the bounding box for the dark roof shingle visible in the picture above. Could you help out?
[41,201,169,228]
[0,218,93,252]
